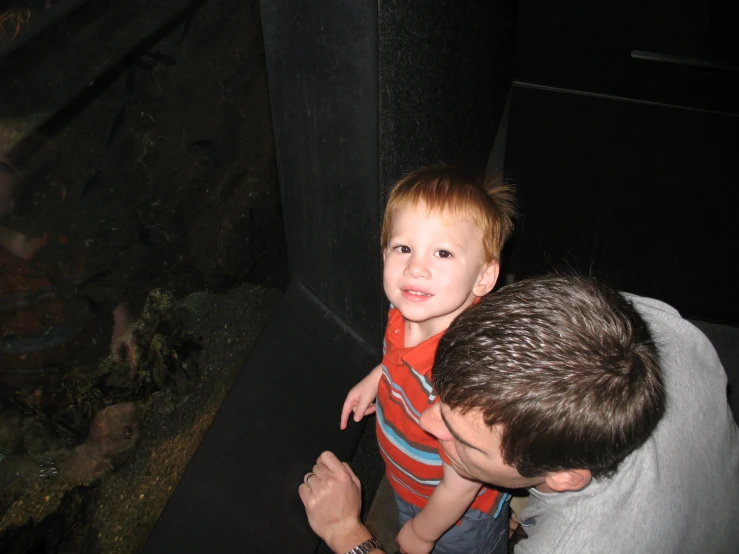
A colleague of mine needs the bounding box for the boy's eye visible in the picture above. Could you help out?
[394,245,411,254]
[435,250,453,259]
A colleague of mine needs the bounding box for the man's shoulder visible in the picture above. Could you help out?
[620,292,681,320]
[619,292,712,360]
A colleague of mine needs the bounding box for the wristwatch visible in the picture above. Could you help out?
[344,538,382,554]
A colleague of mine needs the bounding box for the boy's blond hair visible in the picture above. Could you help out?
[381,164,518,263]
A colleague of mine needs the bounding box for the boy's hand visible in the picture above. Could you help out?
[397,462,480,552]
[340,363,383,430]
[340,388,376,430]
[509,510,520,538]
[396,518,434,554]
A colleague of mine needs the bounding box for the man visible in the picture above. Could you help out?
[299,275,739,553]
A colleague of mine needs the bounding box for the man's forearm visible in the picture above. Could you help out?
[326,523,384,554]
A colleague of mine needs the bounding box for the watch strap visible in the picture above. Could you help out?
[345,537,382,554]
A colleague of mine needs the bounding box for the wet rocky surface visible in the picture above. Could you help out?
[0,282,281,553]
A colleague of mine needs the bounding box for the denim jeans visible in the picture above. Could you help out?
[394,492,509,554]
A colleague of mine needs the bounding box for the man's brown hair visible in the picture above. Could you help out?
[433,274,665,479]
[380,164,517,263]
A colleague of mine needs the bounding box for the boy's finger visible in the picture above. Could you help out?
[354,401,371,422]
[339,400,356,429]
[354,400,375,421]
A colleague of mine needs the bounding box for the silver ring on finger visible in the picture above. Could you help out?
[304,472,317,485]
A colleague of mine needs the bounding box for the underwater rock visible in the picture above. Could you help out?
[56,402,139,486]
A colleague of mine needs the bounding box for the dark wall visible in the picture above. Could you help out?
[505,0,739,325]
[378,0,515,198]
[261,0,383,346]
[512,0,738,113]
[506,86,739,324]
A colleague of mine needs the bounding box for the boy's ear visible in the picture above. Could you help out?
[544,469,592,493]
[473,261,500,296]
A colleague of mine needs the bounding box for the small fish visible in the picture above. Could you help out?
[78,170,102,199]
[135,51,178,70]
[186,139,213,150]
[146,51,178,66]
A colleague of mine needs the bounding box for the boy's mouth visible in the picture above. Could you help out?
[401,288,432,300]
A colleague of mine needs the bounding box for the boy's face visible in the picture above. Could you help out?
[382,202,498,337]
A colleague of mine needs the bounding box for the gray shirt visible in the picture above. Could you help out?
[517,294,739,554]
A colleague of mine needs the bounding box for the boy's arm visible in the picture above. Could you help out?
[339,363,383,430]
[397,462,481,554]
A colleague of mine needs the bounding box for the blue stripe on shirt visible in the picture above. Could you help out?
[376,402,442,466]
[378,442,441,488]
[381,366,422,420]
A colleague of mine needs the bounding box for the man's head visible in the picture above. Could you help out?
[422,275,665,490]
[380,164,517,265]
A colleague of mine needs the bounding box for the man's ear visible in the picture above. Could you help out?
[473,261,500,296]
[544,469,592,493]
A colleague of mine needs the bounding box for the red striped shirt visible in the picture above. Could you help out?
[375,308,506,515]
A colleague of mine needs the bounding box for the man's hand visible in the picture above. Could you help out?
[298,451,374,553]
[340,363,383,429]
[396,518,435,554]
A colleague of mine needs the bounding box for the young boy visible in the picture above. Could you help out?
[340,164,517,554]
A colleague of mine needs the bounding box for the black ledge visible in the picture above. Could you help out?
[141,280,380,554]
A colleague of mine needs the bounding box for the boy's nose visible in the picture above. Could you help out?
[404,255,430,278]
